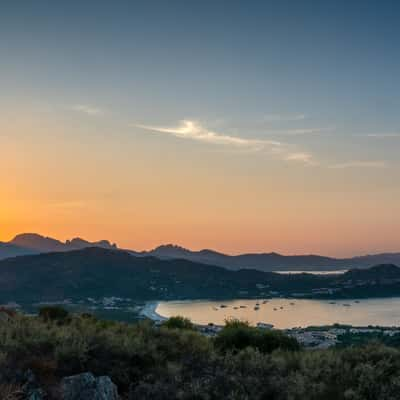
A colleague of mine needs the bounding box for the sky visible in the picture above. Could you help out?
[1,0,400,257]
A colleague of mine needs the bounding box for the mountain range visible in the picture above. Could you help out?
[0,233,117,257]
[1,233,400,272]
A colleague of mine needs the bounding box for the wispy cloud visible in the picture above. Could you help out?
[137,120,279,149]
[72,104,102,116]
[276,128,326,136]
[263,113,306,122]
[329,161,387,169]
[367,133,400,138]
[285,152,314,163]
[136,119,317,165]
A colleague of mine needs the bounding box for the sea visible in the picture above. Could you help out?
[155,297,400,329]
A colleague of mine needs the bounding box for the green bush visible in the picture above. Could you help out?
[39,306,70,322]
[162,316,195,330]
[214,318,300,353]
[1,313,400,399]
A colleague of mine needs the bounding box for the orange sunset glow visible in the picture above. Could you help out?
[1,2,399,258]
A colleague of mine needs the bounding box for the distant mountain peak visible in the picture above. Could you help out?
[151,244,192,257]
[67,237,117,249]
[12,233,57,242]
[9,233,117,253]
[11,233,64,251]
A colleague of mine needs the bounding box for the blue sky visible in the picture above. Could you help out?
[1,1,399,255]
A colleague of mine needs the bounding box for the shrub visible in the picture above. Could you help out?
[215,318,300,353]
[2,312,400,399]
[162,316,195,331]
[39,306,70,322]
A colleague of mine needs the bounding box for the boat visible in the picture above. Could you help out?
[220,304,228,308]
[273,308,277,311]
[280,306,284,309]
[239,305,247,308]
[254,306,260,311]
[233,306,239,310]
[289,302,295,305]
[342,303,351,307]
[262,300,268,304]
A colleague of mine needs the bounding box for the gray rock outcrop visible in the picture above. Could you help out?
[61,372,118,400]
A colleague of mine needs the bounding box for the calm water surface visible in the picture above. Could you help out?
[156,298,400,328]
[275,270,347,275]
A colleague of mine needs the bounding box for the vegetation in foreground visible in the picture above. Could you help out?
[1,308,400,399]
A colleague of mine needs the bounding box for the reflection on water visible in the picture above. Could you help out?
[275,270,347,275]
[156,297,400,329]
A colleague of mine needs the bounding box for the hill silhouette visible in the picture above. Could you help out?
[0,248,400,304]
[2,233,400,272]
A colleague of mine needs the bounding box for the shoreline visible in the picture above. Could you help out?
[140,301,167,322]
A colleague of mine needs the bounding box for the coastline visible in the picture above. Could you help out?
[140,301,167,322]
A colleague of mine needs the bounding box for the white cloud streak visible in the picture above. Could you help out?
[135,120,391,169]
[284,152,315,163]
[136,119,317,165]
[72,104,102,116]
[329,161,387,169]
[276,128,326,136]
[367,133,400,138]
[263,113,306,122]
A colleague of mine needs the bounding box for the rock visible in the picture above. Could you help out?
[61,372,118,400]
[21,370,44,400]
[95,376,119,399]
[27,388,45,400]
[22,369,40,395]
